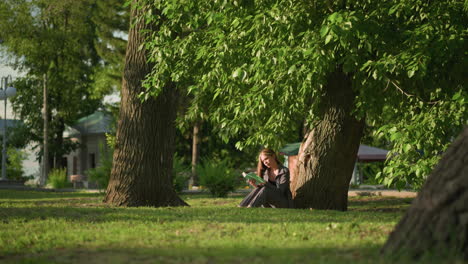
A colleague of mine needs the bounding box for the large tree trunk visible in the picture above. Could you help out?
[292,68,364,211]
[381,126,468,259]
[104,1,187,207]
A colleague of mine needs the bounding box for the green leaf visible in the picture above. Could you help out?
[320,25,329,37]
[231,18,240,28]
[452,92,461,101]
[375,172,382,179]
[288,65,296,74]
[232,68,241,78]
[403,144,411,152]
[390,132,401,141]
[325,34,333,44]
[415,168,421,177]
[407,70,415,78]
[328,12,339,22]
[388,6,398,15]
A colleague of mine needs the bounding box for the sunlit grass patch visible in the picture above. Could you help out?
[0,189,431,263]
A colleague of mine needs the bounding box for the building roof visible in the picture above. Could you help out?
[278,142,301,156]
[357,144,389,162]
[64,111,113,137]
[279,142,389,162]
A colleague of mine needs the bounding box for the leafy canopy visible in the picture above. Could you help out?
[139,0,467,189]
[0,0,103,159]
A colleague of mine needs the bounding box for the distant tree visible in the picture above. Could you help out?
[141,0,466,210]
[381,126,468,260]
[90,0,129,98]
[0,0,102,170]
[104,0,187,207]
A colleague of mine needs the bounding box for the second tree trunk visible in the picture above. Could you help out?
[292,69,364,211]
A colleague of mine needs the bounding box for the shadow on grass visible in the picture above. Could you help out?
[2,244,393,264]
[0,204,404,225]
[4,244,455,264]
[0,190,103,200]
[348,197,413,214]
[348,197,413,206]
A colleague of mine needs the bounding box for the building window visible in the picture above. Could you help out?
[90,153,96,169]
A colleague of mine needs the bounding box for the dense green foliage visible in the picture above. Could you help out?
[140,0,467,189]
[197,159,239,197]
[47,168,70,189]
[0,0,103,167]
[90,0,129,98]
[2,190,460,263]
[376,91,466,189]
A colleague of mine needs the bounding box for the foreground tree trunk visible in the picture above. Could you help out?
[104,1,187,207]
[381,126,468,259]
[292,69,364,211]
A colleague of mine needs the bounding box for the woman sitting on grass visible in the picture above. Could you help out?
[239,148,293,208]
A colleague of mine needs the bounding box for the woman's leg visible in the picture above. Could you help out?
[248,187,267,207]
[239,187,263,207]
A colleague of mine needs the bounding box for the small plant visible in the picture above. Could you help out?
[197,158,238,197]
[173,155,189,193]
[47,168,70,189]
[3,147,27,181]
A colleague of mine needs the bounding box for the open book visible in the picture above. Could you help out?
[242,172,266,185]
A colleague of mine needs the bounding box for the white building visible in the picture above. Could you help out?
[63,111,113,187]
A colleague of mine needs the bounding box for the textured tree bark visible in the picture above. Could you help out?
[292,68,364,211]
[104,1,187,207]
[381,126,468,259]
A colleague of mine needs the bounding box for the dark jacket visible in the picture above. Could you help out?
[262,166,294,208]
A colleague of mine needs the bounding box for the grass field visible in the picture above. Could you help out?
[0,190,457,263]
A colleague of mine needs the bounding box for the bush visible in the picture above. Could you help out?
[87,143,113,191]
[3,147,27,181]
[47,168,70,189]
[197,159,239,197]
[173,155,189,193]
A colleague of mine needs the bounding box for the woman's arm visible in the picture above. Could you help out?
[276,170,290,193]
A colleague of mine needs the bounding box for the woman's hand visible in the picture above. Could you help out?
[247,179,256,188]
[248,179,265,188]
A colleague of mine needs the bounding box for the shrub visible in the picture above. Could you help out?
[47,168,70,189]
[197,159,238,197]
[87,143,113,191]
[173,155,189,193]
[3,147,27,181]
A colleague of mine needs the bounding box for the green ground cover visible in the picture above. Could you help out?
[0,190,457,264]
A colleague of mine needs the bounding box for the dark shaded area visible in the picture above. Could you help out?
[1,244,456,264]
[381,127,468,260]
[0,190,102,200]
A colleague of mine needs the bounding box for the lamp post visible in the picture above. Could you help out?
[0,75,16,181]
